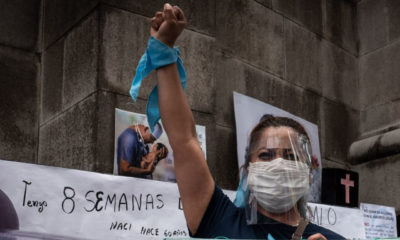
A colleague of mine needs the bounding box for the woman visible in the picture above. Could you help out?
[149,3,345,239]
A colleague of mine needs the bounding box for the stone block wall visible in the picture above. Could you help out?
[354,0,400,212]
[358,0,400,135]
[0,0,41,163]
[1,0,359,186]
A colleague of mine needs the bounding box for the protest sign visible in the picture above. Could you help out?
[0,159,188,239]
[307,202,366,239]
[361,203,398,238]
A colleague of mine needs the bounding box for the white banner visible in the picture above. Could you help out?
[0,160,188,239]
[0,159,370,240]
[361,203,398,238]
[307,203,366,239]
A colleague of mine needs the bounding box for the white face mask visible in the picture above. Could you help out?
[247,158,310,213]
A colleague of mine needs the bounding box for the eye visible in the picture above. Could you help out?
[283,149,298,160]
[258,151,274,161]
[285,153,297,160]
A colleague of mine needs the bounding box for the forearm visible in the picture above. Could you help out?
[156,57,214,235]
[127,166,151,175]
[120,162,150,176]
[157,63,197,148]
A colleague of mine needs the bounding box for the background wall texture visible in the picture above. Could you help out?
[0,0,399,214]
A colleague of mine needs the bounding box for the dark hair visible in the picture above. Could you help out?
[155,143,168,163]
[156,142,166,151]
[243,114,310,170]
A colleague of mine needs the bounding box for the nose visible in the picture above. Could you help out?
[273,149,285,159]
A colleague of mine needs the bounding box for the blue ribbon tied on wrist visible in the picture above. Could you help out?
[129,36,187,132]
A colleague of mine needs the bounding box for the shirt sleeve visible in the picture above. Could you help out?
[119,131,138,165]
[191,184,243,238]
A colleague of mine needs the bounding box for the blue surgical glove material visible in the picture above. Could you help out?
[233,172,249,208]
[129,36,186,132]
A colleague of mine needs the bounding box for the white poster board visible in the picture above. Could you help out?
[0,160,188,239]
[361,203,398,238]
[233,92,322,202]
[307,203,366,239]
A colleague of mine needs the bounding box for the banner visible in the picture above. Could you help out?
[0,159,372,240]
[307,203,366,239]
[361,203,398,238]
[0,160,188,239]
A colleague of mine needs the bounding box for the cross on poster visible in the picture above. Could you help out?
[321,168,359,207]
[341,174,354,204]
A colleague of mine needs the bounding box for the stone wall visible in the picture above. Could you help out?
[0,0,398,214]
[353,0,400,212]
[0,0,41,163]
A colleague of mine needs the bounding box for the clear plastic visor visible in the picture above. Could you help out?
[239,127,313,226]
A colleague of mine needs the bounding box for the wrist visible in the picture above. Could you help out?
[156,62,177,71]
[157,37,174,48]
[153,32,176,48]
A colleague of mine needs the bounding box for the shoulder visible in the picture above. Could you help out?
[305,223,346,240]
[119,128,138,144]
[200,185,241,220]
[193,185,260,239]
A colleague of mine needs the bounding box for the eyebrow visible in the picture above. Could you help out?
[256,147,294,152]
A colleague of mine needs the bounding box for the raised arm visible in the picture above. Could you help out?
[150,4,214,234]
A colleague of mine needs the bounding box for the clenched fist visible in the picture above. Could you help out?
[150,3,187,48]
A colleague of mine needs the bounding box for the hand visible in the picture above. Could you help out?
[150,3,187,47]
[145,160,156,173]
[307,233,327,240]
[157,147,168,159]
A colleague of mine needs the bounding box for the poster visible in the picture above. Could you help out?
[114,108,206,182]
[361,203,398,238]
[233,92,322,202]
[0,159,188,239]
[307,203,366,239]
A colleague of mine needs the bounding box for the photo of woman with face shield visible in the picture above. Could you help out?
[234,115,336,236]
[148,3,345,240]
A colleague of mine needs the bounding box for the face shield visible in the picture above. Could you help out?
[234,126,313,226]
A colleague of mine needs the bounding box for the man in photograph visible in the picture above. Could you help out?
[117,122,168,179]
